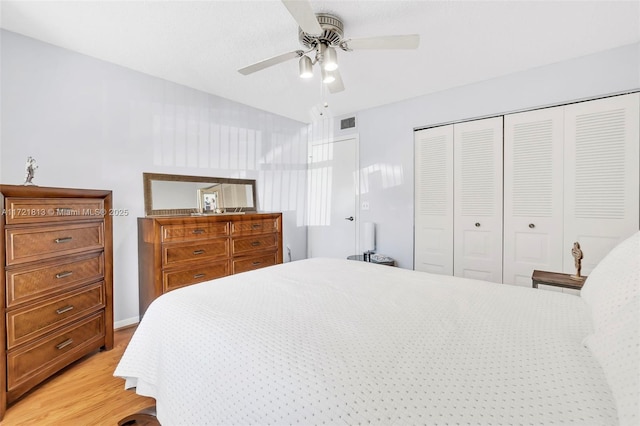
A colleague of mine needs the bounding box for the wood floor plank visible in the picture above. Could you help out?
[1,326,154,425]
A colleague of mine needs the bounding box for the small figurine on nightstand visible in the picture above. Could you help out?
[571,241,583,279]
[23,156,38,186]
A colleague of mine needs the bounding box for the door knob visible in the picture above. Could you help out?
[345,216,354,221]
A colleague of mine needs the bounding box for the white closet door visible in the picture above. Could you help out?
[503,106,564,286]
[453,117,503,283]
[414,125,454,274]
[564,93,640,274]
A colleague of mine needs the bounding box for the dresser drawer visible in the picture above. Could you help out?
[4,197,105,225]
[6,252,104,308]
[162,238,229,267]
[162,221,230,243]
[233,252,278,274]
[163,260,230,292]
[6,282,105,350]
[6,222,104,266]
[231,218,279,236]
[232,234,278,256]
[7,311,105,392]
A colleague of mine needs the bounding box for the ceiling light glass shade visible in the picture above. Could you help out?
[321,68,336,84]
[299,56,313,79]
[323,46,338,71]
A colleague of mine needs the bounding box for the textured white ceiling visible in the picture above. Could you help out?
[1,1,639,123]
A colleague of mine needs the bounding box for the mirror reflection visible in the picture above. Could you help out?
[143,173,257,216]
[196,183,254,213]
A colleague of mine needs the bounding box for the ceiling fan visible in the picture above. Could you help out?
[238,0,420,94]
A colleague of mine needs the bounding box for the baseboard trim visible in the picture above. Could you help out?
[114,316,140,330]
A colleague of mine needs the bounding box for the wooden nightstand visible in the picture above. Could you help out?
[532,270,587,290]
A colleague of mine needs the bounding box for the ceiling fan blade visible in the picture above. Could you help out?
[281,0,323,35]
[345,34,420,50]
[327,69,345,94]
[238,50,302,75]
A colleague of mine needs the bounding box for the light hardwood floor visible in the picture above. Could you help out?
[1,326,154,425]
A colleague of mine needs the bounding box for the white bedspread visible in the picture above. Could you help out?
[115,258,617,425]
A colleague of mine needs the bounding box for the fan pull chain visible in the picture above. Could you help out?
[319,77,329,116]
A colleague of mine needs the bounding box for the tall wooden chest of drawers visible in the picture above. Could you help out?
[0,185,113,419]
[137,212,282,316]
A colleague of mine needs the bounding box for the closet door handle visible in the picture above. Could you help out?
[345,216,354,221]
[529,223,535,229]
[474,222,481,228]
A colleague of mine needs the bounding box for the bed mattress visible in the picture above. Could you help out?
[115,258,617,425]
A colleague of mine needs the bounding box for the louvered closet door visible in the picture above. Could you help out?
[563,93,640,274]
[503,106,564,286]
[453,117,503,283]
[414,125,454,274]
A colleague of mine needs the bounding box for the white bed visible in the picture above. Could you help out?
[115,232,639,425]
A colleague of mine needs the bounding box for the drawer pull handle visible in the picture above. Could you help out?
[56,339,74,350]
[54,237,73,243]
[251,241,261,246]
[474,223,481,228]
[529,223,535,229]
[192,229,205,234]
[193,273,206,279]
[55,271,74,279]
[252,261,261,266]
[251,224,262,229]
[193,250,206,255]
[56,305,74,315]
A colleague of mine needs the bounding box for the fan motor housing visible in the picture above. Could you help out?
[299,13,344,48]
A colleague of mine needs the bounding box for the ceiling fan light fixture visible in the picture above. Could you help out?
[299,55,313,78]
[323,46,338,71]
[321,68,336,84]
[238,4,421,97]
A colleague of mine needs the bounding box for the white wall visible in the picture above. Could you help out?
[0,30,308,327]
[353,42,640,269]
[2,28,639,324]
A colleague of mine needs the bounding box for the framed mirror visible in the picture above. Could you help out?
[143,173,258,216]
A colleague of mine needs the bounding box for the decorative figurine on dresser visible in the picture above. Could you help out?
[0,184,114,420]
[138,173,283,317]
[23,157,38,186]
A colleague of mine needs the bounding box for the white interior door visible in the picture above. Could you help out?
[307,137,358,259]
[414,125,454,274]
[453,117,504,283]
[503,106,564,286]
[563,93,640,275]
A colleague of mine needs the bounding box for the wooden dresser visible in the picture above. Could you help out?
[0,184,113,419]
[137,212,282,316]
